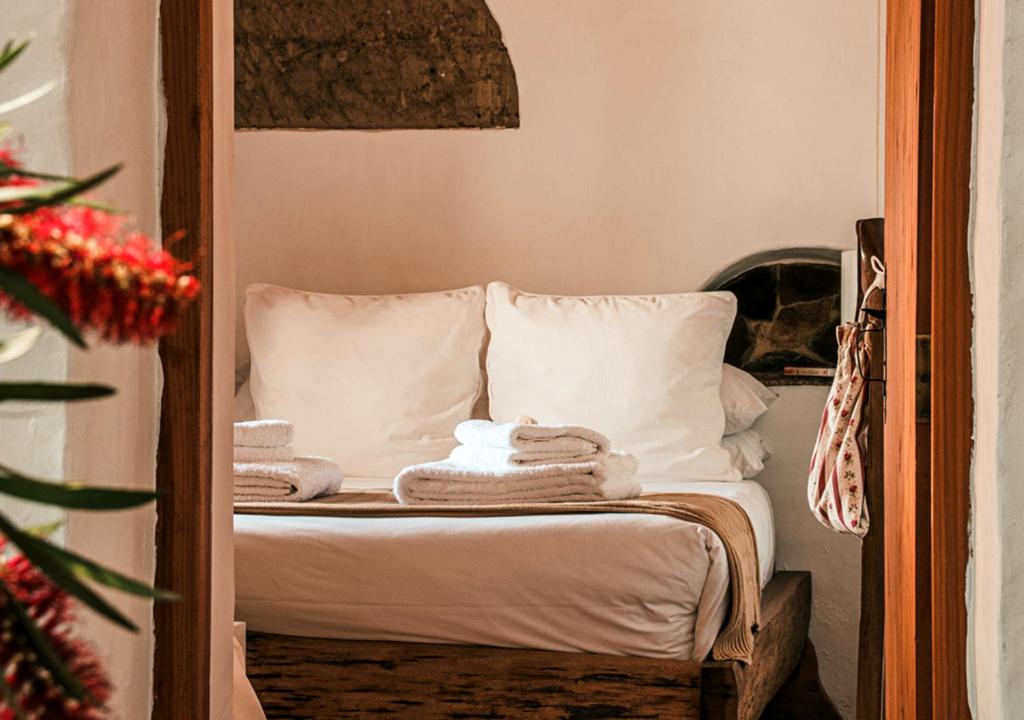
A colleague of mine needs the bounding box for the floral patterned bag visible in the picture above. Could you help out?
[807,258,883,538]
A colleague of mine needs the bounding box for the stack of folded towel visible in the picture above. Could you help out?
[394,418,641,505]
[233,420,343,503]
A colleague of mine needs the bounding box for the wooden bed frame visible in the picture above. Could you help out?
[246,572,838,719]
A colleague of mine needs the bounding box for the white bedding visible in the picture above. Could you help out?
[233,479,775,661]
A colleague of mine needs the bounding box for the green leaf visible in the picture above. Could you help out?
[0,269,86,348]
[0,161,74,183]
[0,325,41,363]
[29,539,179,602]
[69,197,126,215]
[22,519,64,538]
[0,381,115,402]
[0,37,32,73]
[0,513,138,631]
[2,163,121,214]
[0,79,55,115]
[0,183,56,203]
[0,466,158,510]
[4,588,89,703]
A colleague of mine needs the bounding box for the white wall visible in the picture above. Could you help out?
[63,0,163,717]
[0,1,166,718]
[233,3,882,717]
[0,0,71,537]
[969,0,1024,717]
[754,387,861,716]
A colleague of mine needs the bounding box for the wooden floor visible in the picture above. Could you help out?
[246,572,837,719]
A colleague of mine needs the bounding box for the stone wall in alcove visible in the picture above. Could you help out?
[716,261,842,385]
[235,0,519,130]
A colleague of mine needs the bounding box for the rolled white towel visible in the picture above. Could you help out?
[234,445,295,463]
[453,419,610,456]
[394,451,640,505]
[234,420,294,449]
[449,444,604,468]
[234,456,343,503]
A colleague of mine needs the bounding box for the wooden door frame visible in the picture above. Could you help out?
[146,0,978,716]
[153,0,215,717]
[884,0,974,718]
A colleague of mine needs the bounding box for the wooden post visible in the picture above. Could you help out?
[153,0,215,717]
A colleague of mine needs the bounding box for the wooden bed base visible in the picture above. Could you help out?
[246,571,839,719]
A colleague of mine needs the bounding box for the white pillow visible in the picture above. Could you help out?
[245,284,486,478]
[485,282,739,482]
[721,364,778,435]
[722,429,772,478]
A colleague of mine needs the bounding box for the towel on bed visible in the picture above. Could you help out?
[234,456,343,503]
[394,451,640,505]
[454,419,610,457]
[448,444,605,467]
[234,445,295,463]
[234,420,294,448]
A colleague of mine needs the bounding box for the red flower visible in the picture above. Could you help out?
[0,540,111,719]
[0,149,199,343]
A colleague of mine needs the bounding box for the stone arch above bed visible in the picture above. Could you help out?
[702,249,843,386]
[234,0,520,130]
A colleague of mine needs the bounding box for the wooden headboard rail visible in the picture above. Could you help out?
[856,217,885,720]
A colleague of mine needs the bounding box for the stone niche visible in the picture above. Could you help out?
[235,0,520,130]
[704,251,843,385]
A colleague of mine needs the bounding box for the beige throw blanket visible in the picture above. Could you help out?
[234,490,762,664]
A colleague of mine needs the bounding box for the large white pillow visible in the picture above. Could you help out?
[721,364,779,435]
[485,282,739,482]
[245,284,486,478]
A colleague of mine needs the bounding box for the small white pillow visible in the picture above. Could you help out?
[721,364,778,435]
[722,429,772,478]
[245,284,486,478]
[485,282,739,482]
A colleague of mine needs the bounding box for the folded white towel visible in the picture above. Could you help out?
[394,451,640,505]
[453,419,610,457]
[234,445,295,463]
[233,420,294,449]
[449,444,605,467]
[233,456,343,503]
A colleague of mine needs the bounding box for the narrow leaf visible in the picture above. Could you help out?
[0,269,86,348]
[0,382,115,402]
[0,37,32,73]
[5,164,122,215]
[33,540,178,601]
[22,519,64,538]
[69,197,126,215]
[0,161,74,183]
[0,183,56,203]
[4,589,88,703]
[0,467,158,510]
[0,79,55,115]
[0,514,137,631]
[0,325,41,363]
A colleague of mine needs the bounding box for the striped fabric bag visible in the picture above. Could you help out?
[807,257,883,538]
[807,322,871,537]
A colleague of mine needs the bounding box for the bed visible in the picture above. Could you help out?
[236,479,774,662]
[234,264,858,719]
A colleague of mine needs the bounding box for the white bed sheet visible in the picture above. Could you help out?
[233,479,775,661]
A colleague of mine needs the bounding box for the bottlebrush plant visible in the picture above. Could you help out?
[0,38,198,718]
